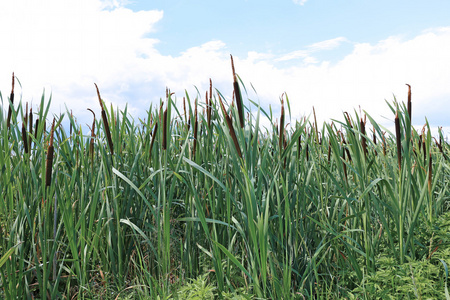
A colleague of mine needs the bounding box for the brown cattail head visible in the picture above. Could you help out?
[95,83,114,155]
[279,95,285,153]
[406,84,412,123]
[428,152,432,195]
[327,139,332,162]
[372,126,377,144]
[382,131,387,156]
[372,126,377,156]
[306,134,310,161]
[218,92,242,158]
[29,107,33,150]
[7,72,15,129]
[149,122,158,159]
[395,110,402,170]
[231,55,244,128]
[183,96,187,125]
[46,118,56,187]
[340,132,352,162]
[22,102,29,154]
[297,131,302,159]
[344,112,352,128]
[342,146,348,184]
[22,123,29,154]
[360,117,367,157]
[162,106,168,150]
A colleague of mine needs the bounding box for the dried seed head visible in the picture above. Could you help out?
[231,55,244,128]
[162,107,168,150]
[7,72,15,129]
[46,118,56,187]
[406,84,412,122]
[218,92,242,158]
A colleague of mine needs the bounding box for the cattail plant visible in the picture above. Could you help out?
[406,84,412,122]
[162,106,168,151]
[373,126,377,156]
[28,107,33,150]
[6,72,14,129]
[218,93,242,158]
[95,83,114,155]
[360,116,367,157]
[279,95,285,154]
[46,118,56,187]
[231,55,244,128]
[21,103,29,154]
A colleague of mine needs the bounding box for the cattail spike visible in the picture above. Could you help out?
[7,72,15,129]
[218,92,242,158]
[231,55,244,128]
[46,118,56,187]
[95,83,114,155]
[406,84,412,123]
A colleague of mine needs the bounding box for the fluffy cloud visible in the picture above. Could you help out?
[1,1,449,136]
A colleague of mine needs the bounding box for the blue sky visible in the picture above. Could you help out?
[1,0,450,133]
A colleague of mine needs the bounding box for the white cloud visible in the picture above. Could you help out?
[276,37,348,62]
[1,1,449,136]
[293,0,308,5]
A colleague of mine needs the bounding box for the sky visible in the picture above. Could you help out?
[1,0,450,135]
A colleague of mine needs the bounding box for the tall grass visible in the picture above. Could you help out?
[1,68,450,299]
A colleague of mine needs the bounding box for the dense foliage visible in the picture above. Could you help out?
[1,70,450,299]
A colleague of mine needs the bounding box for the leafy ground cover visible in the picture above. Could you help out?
[1,63,450,299]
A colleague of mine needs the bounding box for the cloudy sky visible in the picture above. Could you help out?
[1,0,450,133]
